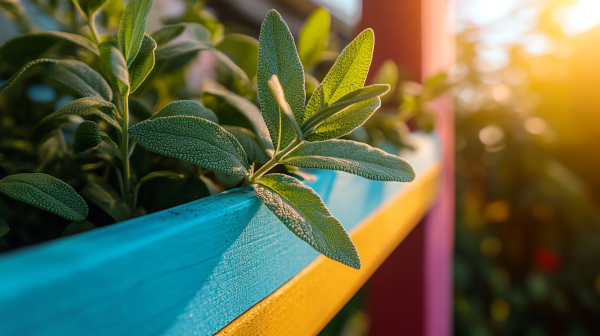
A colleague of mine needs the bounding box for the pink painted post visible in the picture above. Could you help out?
[360,0,455,335]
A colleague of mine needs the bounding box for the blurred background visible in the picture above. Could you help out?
[2,0,600,335]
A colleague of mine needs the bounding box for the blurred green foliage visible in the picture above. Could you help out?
[454,0,600,335]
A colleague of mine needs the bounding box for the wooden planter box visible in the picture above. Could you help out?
[0,134,440,336]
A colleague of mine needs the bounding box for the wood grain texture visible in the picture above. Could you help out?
[216,162,440,336]
[0,134,439,336]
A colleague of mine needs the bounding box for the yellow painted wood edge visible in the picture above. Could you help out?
[216,162,442,336]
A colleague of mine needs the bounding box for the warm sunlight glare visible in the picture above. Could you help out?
[561,0,600,35]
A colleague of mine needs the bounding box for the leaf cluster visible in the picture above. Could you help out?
[0,3,419,268]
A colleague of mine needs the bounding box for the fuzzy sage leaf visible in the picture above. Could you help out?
[46,59,113,101]
[73,121,102,152]
[284,140,416,182]
[129,34,157,93]
[303,29,374,124]
[0,58,57,93]
[0,32,99,66]
[0,173,88,221]
[117,0,154,67]
[257,9,305,152]
[254,173,361,269]
[301,84,389,137]
[40,97,121,131]
[129,116,250,176]
[98,42,130,94]
[150,100,218,123]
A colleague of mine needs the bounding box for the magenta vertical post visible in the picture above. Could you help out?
[360,0,455,335]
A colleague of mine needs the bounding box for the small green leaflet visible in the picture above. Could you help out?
[257,10,306,152]
[306,97,381,141]
[0,58,57,93]
[154,40,212,61]
[72,0,110,21]
[81,180,131,222]
[98,42,130,94]
[117,0,154,67]
[297,7,330,71]
[151,100,218,123]
[73,121,102,153]
[284,139,416,182]
[222,125,271,164]
[40,97,121,131]
[46,59,113,101]
[0,217,8,237]
[254,174,360,269]
[301,84,389,137]
[372,60,398,101]
[129,34,157,93]
[0,32,99,66]
[0,173,88,221]
[151,23,211,46]
[303,29,374,124]
[129,116,250,176]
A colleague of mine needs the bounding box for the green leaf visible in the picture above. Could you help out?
[150,100,218,123]
[216,33,259,79]
[201,80,273,158]
[129,34,157,93]
[81,180,131,222]
[254,173,360,269]
[303,29,374,124]
[72,0,110,21]
[129,116,250,176]
[0,32,99,66]
[0,58,56,93]
[297,7,330,71]
[73,121,102,152]
[98,41,130,94]
[0,217,8,237]
[117,0,154,67]
[283,140,416,182]
[257,9,306,152]
[422,72,449,100]
[306,97,381,142]
[0,173,88,221]
[215,171,243,188]
[46,59,113,101]
[301,84,389,137]
[222,125,271,164]
[154,40,212,61]
[151,22,211,46]
[40,97,121,131]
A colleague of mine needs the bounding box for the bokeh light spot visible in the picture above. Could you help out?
[490,298,511,322]
[479,125,504,146]
[484,201,510,223]
[525,117,547,135]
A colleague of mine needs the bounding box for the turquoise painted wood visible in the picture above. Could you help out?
[0,134,439,336]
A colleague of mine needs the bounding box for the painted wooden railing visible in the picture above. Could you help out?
[0,133,440,336]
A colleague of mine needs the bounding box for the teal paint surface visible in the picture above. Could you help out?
[0,134,439,336]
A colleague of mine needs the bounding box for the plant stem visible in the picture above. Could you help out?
[120,93,132,207]
[249,138,303,183]
[87,14,101,45]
